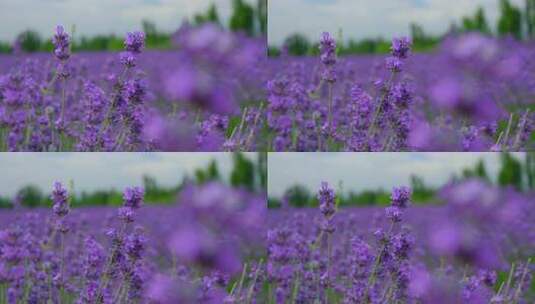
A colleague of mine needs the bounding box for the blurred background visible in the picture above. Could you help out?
[0,152,266,208]
[0,0,266,53]
[268,152,535,207]
[268,0,535,55]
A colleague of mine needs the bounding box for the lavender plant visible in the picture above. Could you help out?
[0,181,266,303]
[266,32,535,151]
[0,24,266,152]
[266,181,534,303]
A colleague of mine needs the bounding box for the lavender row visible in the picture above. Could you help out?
[267,33,535,151]
[0,182,265,303]
[266,181,534,303]
[0,24,267,152]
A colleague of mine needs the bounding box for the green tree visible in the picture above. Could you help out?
[230,153,255,191]
[195,159,221,184]
[230,0,255,36]
[462,159,490,181]
[18,30,42,52]
[17,185,44,207]
[256,0,267,36]
[498,0,523,39]
[498,153,523,190]
[143,175,158,194]
[284,33,311,56]
[256,152,267,191]
[527,0,535,39]
[284,185,311,207]
[194,4,221,26]
[206,160,221,181]
[462,7,491,34]
[526,152,535,189]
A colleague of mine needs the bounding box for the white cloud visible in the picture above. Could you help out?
[268,0,526,45]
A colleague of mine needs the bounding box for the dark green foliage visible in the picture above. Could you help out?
[462,7,491,34]
[498,153,523,190]
[230,0,255,36]
[284,185,312,208]
[410,175,435,203]
[256,152,268,191]
[284,33,312,56]
[231,152,255,191]
[0,196,12,209]
[0,42,11,53]
[462,159,490,182]
[195,160,221,184]
[18,30,43,52]
[527,0,535,39]
[17,185,45,208]
[194,4,221,26]
[498,0,523,39]
[525,153,535,189]
[257,0,268,36]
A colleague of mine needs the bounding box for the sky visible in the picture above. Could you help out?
[268,153,524,197]
[0,153,256,196]
[0,0,255,42]
[268,0,526,45]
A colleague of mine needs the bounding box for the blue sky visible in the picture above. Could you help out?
[0,0,255,41]
[0,153,256,196]
[268,153,524,197]
[268,0,525,45]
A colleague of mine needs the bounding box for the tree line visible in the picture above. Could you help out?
[0,0,266,54]
[0,152,267,209]
[268,153,535,208]
[270,0,535,56]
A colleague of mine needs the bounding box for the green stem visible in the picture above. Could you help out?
[326,83,333,149]
[367,73,396,139]
[60,233,65,303]
[0,283,5,304]
[364,222,395,303]
[246,259,263,304]
[326,232,332,303]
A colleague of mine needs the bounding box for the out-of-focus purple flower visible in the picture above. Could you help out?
[430,77,463,109]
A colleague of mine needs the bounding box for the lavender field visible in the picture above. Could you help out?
[267,182,535,303]
[266,33,535,151]
[0,24,267,152]
[0,182,265,303]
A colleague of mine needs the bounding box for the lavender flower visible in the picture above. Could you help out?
[124,31,145,54]
[51,182,69,217]
[52,25,70,61]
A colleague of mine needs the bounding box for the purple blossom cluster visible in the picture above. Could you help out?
[0,24,267,152]
[0,181,266,303]
[266,32,535,151]
[266,181,534,303]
